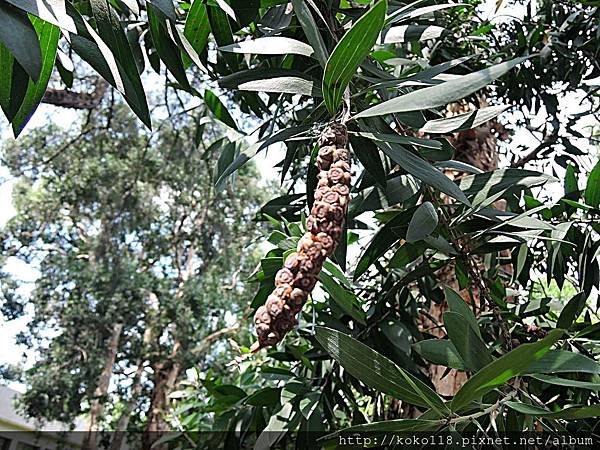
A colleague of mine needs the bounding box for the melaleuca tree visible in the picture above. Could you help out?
[0,0,599,449]
[0,98,269,448]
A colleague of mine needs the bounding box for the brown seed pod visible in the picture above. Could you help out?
[274,268,295,286]
[332,184,350,196]
[327,167,346,184]
[289,288,307,309]
[283,253,301,272]
[312,201,331,219]
[322,190,340,205]
[252,123,350,351]
[265,295,286,317]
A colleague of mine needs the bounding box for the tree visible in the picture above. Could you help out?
[0,98,269,448]
[1,0,599,448]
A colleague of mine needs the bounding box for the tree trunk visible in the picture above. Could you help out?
[142,357,181,450]
[423,99,503,396]
[109,360,145,450]
[82,322,123,450]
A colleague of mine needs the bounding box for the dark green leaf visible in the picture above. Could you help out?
[355,57,529,119]
[90,0,149,125]
[11,18,59,136]
[316,326,447,411]
[66,3,151,127]
[319,272,366,325]
[459,168,556,205]
[205,90,238,130]
[525,350,600,374]
[556,292,587,330]
[506,401,600,419]
[530,374,600,391]
[407,202,438,242]
[184,0,211,57]
[444,286,481,338]
[0,3,42,81]
[291,0,327,67]
[148,0,176,21]
[147,4,191,90]
[444,311,492,371]
[214,126,311,186]
[585,160,600,208]
[412,339,467,370]
[322,0,387,113]
[451,329,564,412]
[354,207,415,279]
[0,44,28,121]
[378,142,470,204]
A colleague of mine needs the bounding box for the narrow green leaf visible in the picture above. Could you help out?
[355,131,443,149]
[585,159,600,208]
[459,168,556,205]
[531,374,600,391]
[378,142,470,204]
[11,18,59,136]
[220,36,314,57]
[323,0,387,114]
[444,286,481,338]
[451,329,564,412]
[506,401,600,419]
[214,125,311,187]
[291,0,328,67]
[0,3,42,81]
[319,273,366,325]
[0,44,28,121]
[204,90,238,130]
[207,4,237,70]
[525,350,600,374]
[184,0,211,57]
[556,292,587,330]
[407,202,438,242]
[148,0,176,21]
[354,207,416,279]
[412,339,467,370]
[316,326,447,411]
[354,57,529,119]
[66,3,151,127]
[350,133,387,187]
[444,311,492,371]
[90,0,149,126]
[147,4,191,90]
[419,106,509,134]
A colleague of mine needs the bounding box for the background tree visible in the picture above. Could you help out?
[0,97,269,448]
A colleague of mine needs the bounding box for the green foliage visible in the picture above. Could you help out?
[0,0,598,447]
[1,100,269,427]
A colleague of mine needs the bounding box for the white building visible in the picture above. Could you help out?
[0,385,84,450]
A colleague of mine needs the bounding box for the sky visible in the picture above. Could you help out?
[0,0,599,393]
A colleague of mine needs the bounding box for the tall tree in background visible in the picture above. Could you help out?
[0,99,269,448]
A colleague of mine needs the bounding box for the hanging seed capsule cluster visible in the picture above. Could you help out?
[252,123,350,351]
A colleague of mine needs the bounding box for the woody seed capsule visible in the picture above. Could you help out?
[251,123,351,351]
